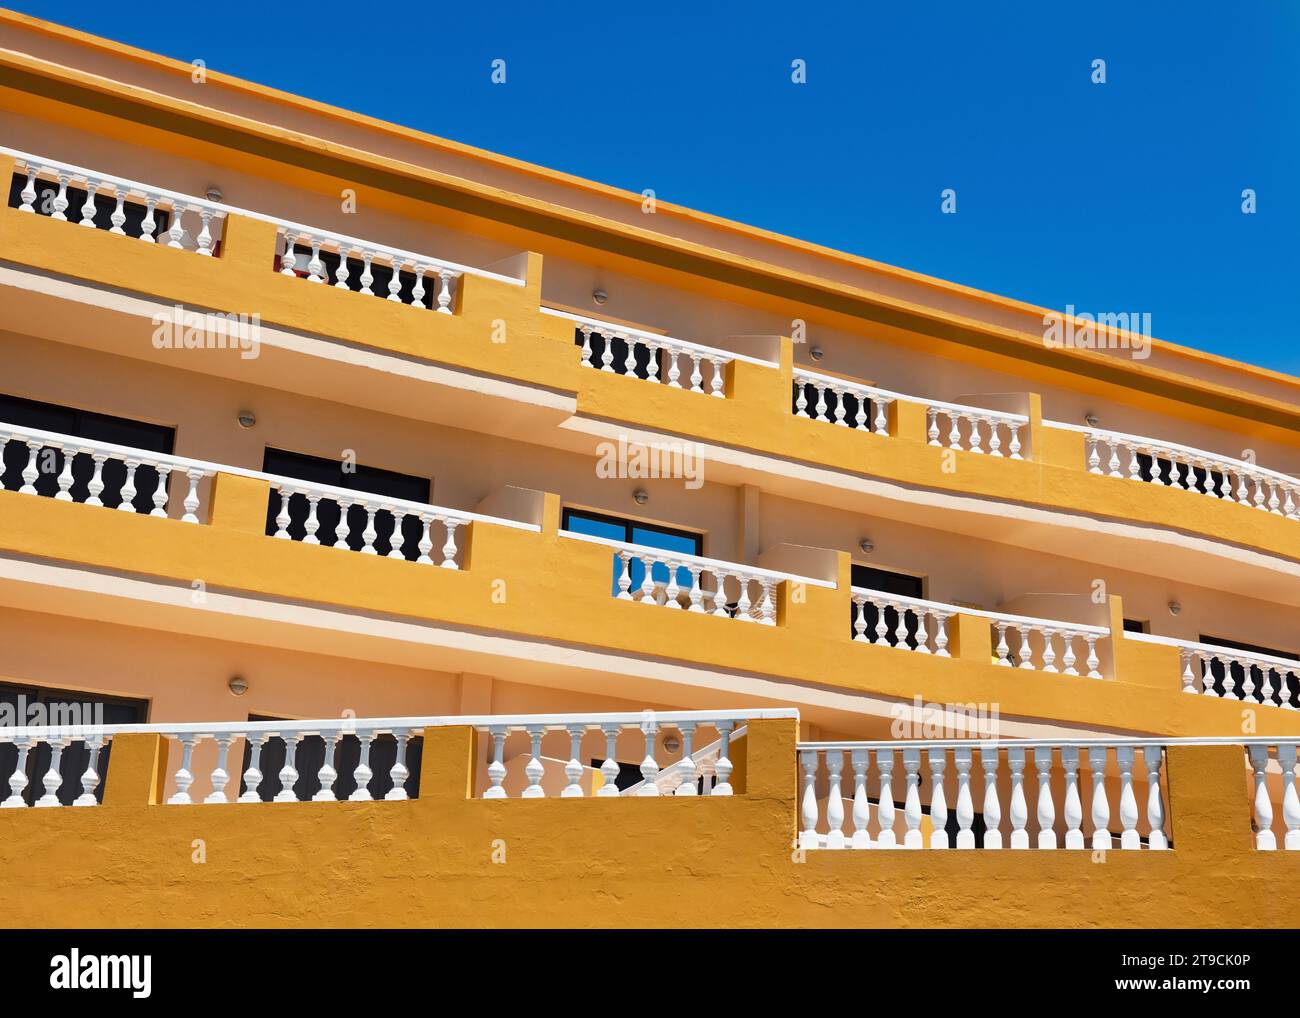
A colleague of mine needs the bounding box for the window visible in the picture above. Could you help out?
[277,244,424,303]
[237,715,424,802]
[0,681,147,806]
[850,563,925,646]
[0,393,175,513]
[1122,618,1149,634]
[8,172,171,237]
[569,326,663,380]
[562,507,703,595]
[261,447,430,558]
[1199,634,1299,707]
[589,758,644,792]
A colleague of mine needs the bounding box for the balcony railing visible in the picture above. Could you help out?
[1046,420,1300,521]
[562,529,835,624]
[0,420,536,568]
[2,145,524,300]
[798,736,1300,852]
[8,148,226,254]
[1128,633,1300,710]
[542,307,776,397]
[793,368,1028,456]
[851,587,1107,677]
[0,709,792,807]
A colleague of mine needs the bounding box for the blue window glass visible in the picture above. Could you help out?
[562,508,702,596]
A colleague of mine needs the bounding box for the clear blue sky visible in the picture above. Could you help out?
[12,1,1300,374]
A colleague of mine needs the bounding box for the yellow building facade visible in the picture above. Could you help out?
[0,10,1297,928]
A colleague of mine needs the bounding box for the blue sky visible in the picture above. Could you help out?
[13,1,1300,373]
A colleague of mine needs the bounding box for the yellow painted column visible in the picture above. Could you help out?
[101,733,168,806]
[207,472,272,533]
[419,725,477,802]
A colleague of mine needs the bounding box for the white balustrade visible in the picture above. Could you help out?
[0,420,536,565]
[1046,421,1300,521]
[562,530,834,624]
[0,709,790,807]
[851,587,1107,678]
[275,226,493,313]
[542,307,775,397]
[7,149,225,253]
[1127,633,1299,710]
[0,422,210,521]
[792,369,1027,456]
[792,369,895,436]
[797,739,1171,851]
[851,588,953,655]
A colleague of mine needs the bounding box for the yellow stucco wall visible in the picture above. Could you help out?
[1,720,1295,928]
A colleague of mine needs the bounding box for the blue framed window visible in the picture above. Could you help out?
[562,508,703,595]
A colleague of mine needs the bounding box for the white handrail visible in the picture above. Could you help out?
[1,708,797,742]
[1127,632,1300,672]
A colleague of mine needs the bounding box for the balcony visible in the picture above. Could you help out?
[3,146,1299,567]
[2,419,1299,738]
[0,711,1296,927]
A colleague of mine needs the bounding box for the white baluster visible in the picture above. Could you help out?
[79,179,98,226]
[35,738,68,807]
[934,612,951,657]
[166,735,196,805]
[1016,625,1034,669]
[415,514,433,564]
[1007,747,1029,849]
[953,748,974,849]
[929,751,949,849]
[182,469,203,523]
[166,202,186,248]
[18,167,36,212]
[117,459,138,512]
[334,245,352,289]
[1035,748,1056,849]
[873,397,891,436]
[799,749,820,849]
[596,725,621,798]
[615,551,633,600]
[579,327,593,367]
[1089,747,1112,850]
[850,748,871,848]
[825,751,845,848]
[560,725,585,798]
[927,407,941,446]
[994,622,1011,666]
[73,737,105,806]
[386,734,412,801]
[54,447,74,501]
[151,465,171,517]
[1248,745,1275,850]
[196,210,213,256]
[140,196,157,241]
[2,739,32,807]
[673,723,697,796]
[51,173,69,220]
[484,727,508,799]
[713,721,734,796]
[637,719,660,796]
[359,252,375,294]
[436,270,454,313]
[1062,747,1083,849]
[386,509,407,559]
[1116,746,1140,849]
[273,486,293,539]
[902,749,923,849]
[360,506,379,554]
[85,453,107,506]
[239,735,265,803]
[1142,745,1167,850]
[349,734,374,801]
[1279,744,1300,851]
[202,735,234,804]
[314,735,339,802]
[689,353,703,393]
[387,258,404,301]
[109,188,127,235]
[876,749,897,848]
[275,735,301,802]
[303,495,322,545]
[410,265,427,308]
[981,747,1002,849]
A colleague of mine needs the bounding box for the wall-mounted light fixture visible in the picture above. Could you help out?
[1167,601,1182,616]
[236,410,257,429]
[592,289,608,306]
[227,675,249,696]
[859,538,874,554]
[633,488,649,505]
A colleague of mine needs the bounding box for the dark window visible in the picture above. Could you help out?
[0,393,175,513]
[1199,634,1299,708]
[562,507,703,596]
[791,378,884,428]
[8,172,171,237]
[0,681,147,806]
[850,564,925,646]
[1122,618,1148,634]
[237,714,424,802]
[261,447,430,558]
